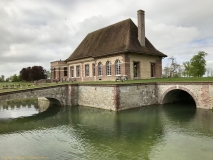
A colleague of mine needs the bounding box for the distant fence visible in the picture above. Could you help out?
[34,79,51,86]
[0,84,34,90]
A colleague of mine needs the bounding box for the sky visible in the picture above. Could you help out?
[0,0,213,78]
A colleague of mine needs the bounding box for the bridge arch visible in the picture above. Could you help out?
[160,86,199,107]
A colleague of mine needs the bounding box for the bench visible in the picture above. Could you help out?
[67,78,77,82]
[116,76,128,82]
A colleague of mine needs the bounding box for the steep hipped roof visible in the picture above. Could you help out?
[66,19,166,61]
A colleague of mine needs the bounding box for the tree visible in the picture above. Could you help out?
[183,51,208,77]
[20,66,47,81]
[206,67,213,77]
[182,61,191,77]
[20,67,31,81]
[11,74,21,82]
[46,70,51,79]
[0,75,4,82]
[162,66,170,78]
[162,57,181,78]
[190,51,207,77]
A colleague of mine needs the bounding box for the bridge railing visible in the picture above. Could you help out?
[0,83,35,90]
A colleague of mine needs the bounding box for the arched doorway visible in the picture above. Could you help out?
[161,89,198,107]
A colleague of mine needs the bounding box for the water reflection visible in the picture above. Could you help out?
[0,98,39,119]
[0,100,213,160]
[163,101,196,122]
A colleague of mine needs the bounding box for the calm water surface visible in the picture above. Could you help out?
[0,99,213,160]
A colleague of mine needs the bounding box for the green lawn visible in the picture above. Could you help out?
[1,77,213,93]
[0,82,60,93]
[75,77,213,84]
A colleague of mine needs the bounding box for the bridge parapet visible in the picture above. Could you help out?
[0,85,68,106]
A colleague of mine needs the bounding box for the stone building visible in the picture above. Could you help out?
[51,10,167,82]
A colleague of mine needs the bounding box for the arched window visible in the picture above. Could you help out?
[115,60,121,75]
[106,61,111,76]
[98,62,103,76]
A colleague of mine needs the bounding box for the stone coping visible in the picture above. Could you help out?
[71,82,213,86]
[1,82,213,96]
[0,84,67,95]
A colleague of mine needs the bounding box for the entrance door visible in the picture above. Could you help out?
[54,68,56,79]
[151,63,155,77]
[134,62,139,78]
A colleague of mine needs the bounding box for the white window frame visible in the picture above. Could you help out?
[98,62,103,76]
[115,60,121,75]
[85,64,89,77]
[76,65,80,77]
[70,66,74,77]
[106,61,111,76]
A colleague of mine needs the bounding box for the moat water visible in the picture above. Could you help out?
[0,99,213,160]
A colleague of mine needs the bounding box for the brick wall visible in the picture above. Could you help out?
[128,54,162,79]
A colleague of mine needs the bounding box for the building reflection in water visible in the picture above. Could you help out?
[0,99,213,159]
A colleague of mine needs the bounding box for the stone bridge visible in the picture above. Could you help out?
[157,82,213,109]
[0,82,213,111]
[0,85,75,106]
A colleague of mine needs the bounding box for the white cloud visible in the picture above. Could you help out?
[0,0,213,78]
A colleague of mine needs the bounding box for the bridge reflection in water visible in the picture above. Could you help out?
[0,98,213,160]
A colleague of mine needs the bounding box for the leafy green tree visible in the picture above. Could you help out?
[182,51,208,77]
[162,66,170,78]
[182,61,192,77]
[46,70,51,79]
[0,75,4,82]
[11,74,21,82]
[190,51,207,77]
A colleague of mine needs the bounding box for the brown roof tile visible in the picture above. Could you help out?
[66,19,166,61]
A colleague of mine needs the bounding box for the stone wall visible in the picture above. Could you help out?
[1,82,213,111]
[76,83,213,110]
[119,83,158,110]
[78,85,115,110]
[76,83,158,111]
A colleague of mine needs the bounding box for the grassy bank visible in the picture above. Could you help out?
[0,82,59,93]
[1,77,213,93]
[76,77,213,84]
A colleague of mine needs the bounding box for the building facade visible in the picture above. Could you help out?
[51,10,167,82]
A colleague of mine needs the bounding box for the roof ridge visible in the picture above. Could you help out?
[66,17,166,61]
[89,18,132,35]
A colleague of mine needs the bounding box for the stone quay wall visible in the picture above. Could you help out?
[1,82,213,111]
[75,83,213,110]
[75,83,158,111]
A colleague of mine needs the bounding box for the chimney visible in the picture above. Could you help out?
[137,10,145,46]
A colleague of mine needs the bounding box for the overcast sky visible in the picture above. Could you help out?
[0,0,213,78]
